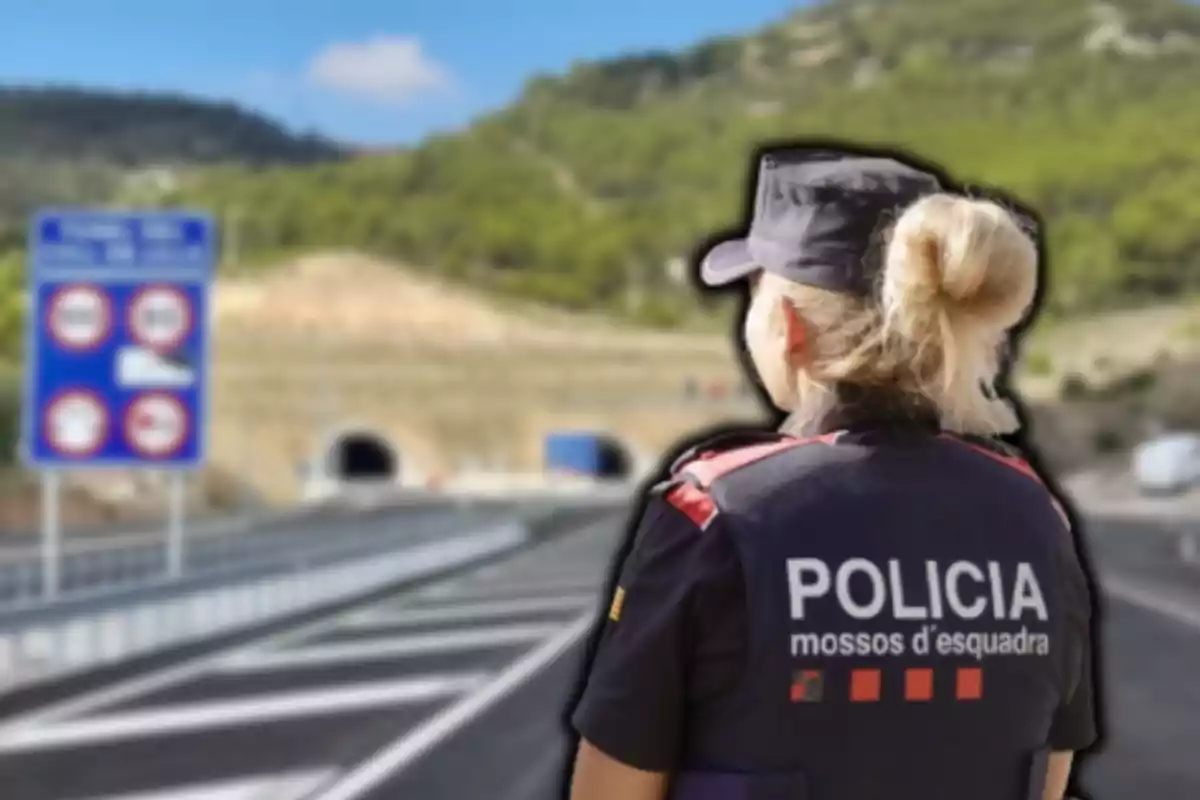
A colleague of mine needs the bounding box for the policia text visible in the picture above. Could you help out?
[785,558,1052,661]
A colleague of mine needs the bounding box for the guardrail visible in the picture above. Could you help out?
[0,491,476,611]
[0,490,632,693]
[0,519,531,695]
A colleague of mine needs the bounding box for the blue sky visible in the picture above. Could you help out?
[1,0,808,146]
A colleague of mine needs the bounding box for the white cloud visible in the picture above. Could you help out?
[305,35,451,106]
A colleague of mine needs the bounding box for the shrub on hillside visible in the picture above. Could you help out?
[1023,351,1054,376]
[0,370,19,466]
[1058,373,1091,401]
[0,251,23,362]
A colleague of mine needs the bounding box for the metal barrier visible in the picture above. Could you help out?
[0,520,530,694]
[0,493,474,611]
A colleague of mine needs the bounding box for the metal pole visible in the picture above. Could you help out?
[41,470,61,600]
[166,471,186,579]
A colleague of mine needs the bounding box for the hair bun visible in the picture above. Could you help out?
[882,193,1038,335]
[876,193,1039,434]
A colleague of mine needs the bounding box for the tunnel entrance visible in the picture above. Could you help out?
[327,430,399,481]
[594,437,633,479]
[543,432,635,480]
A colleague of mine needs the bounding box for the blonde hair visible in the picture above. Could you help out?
[747,193,1039,436]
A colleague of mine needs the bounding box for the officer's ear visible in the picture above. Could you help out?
[781,298,810,366]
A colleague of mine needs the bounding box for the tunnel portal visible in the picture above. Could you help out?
[327,430,399,481]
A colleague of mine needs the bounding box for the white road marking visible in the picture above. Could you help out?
[344,596,594,628]
[0,674,488,754]
[310,607,598,800]
[475,569,606,586]
[417,576,601,599]
[0,615,338,735]
[1103,573,1200,631]
[80,768,337,800]
[0,534,519,733]
[217,624,563,673]
[458,567,603,587]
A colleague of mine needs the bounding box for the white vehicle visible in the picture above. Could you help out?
[1132,432,1200,496]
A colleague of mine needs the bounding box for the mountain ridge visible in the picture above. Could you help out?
[0,84,345,164]
[0,84,348,250]
[518,0,1200,110]
[10,0,1200,330]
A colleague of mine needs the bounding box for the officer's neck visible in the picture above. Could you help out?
[781,383,941,437]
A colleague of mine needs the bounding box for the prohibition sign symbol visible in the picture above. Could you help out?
[127,285,192,352]
[43,390,108,458]
[124,392,188,458]
[46,284,112,351]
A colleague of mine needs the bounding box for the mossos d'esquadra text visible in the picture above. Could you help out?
[786,558,1052,661]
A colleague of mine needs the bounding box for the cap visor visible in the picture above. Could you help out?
[699,239,757,286]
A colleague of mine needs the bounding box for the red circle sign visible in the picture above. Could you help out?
[43,390,108,457]
[127,285,192,352]
[46,284,112,351]
[124,392,188,458]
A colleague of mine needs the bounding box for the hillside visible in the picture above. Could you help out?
[125,0,1200,325]
[0,86,346,251]
[204,252,1199,502]
[212,252,731,347]
[1,248,1196,516]
[8,1,1200,519]
[0,86,344,165]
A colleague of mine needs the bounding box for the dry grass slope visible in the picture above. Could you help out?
[211,253,744,502]
[208,253,1200,504]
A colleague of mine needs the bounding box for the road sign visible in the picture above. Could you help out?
[128,284,192,352]
[124,392,188,458]
[23,209,215,469]
[46,284,112,351]
[44,390,108,457]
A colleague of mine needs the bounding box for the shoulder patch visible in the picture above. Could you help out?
[677,431,841,489]
[668,430,793,476]
[659,429,843,529]
[664,482,719,529]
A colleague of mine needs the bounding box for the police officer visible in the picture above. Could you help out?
[567,147,1098,800]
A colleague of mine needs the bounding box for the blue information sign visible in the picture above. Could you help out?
[22,209,215,469]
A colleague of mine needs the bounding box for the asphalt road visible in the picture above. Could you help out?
[0,510,1192,799]
[0,512,623,800]
[1071,516,1200,798]
[350,516,1200,800]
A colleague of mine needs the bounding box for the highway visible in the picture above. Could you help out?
[0,509,622,800]
[0,507,1191,798]
[1072,516,1200,797]
[341,514,1200,800]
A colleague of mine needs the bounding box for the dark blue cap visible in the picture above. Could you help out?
[700,149,945,295]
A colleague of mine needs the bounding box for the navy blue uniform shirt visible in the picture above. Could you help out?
[571,403,1098,790]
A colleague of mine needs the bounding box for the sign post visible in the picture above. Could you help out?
[40,470,61,599]
[167,472,186,577]
[24,210,215,596]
